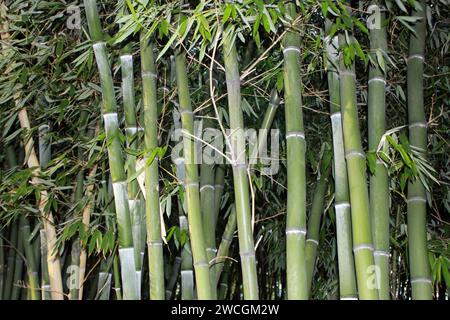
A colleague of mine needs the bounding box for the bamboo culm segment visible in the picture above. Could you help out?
[368,0,390,300]
[325,24,358,299]
[140,34,165,300]
[283,3,308,300]
[175,49,213,300]
[223,29,259,300]
[406,0,432,300]
[121,51,145,276]
[338,32,378,300]
[305,160,331,296]
[84,0,137,300]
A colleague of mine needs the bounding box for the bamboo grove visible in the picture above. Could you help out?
[0,0,448,300]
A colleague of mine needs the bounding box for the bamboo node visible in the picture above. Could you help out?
[141,71,157,79]
[184,181,199,189]
[286,131,305,140]
[193,261,209,268]
[407,196,427,203]
[368,76,386,85]
[206,248,218,253]
[340,296,358,300]
[410,277,432,284]
[345,150,365,160]
[374,250,389,257]
[286,227,307,236]
[335,202,350,210]
[239,250,256,258]
[330,111,341,120]
[407,54,424,62]
[408,122,427,129]
[200,184,215,192]
[339,70,356,78]
[283,46,301,55]
[353,243,374,253]
[306,238,319,246]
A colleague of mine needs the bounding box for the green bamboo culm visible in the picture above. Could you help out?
[83,0,138,300]
[367,0,390,300]
[338,30,378,300]
[406,0,432,300]
[325,20,358,300]
[140,34,165,300]
[223,28,259,300]
[213,206,237,286]
[175,48,213,300]
[283,3,308,300]
[121,47,145,283]
[305,146,331,296]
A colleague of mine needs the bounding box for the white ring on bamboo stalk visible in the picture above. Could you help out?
[39,124,50,130]
[283,46,301,55]
[340,296,358,300]
[339,70,356,78]
[409,122,427,129]
[193,261,209,268]
[239,250,256,258]
[200,184,215,192]
[374,250,389,257]
[43,284,52,290]
[179,110,193,116]
[219,283,228,288]
[335,202,350,210]
[368,77,386,85]
[147,240,163,246]
[408,54,424,62]
[231,162,247,169]
[353,243,374,253]
[185,182,199,189]
[306,238,319,246]
[286,131,305,140]
[125,127,140,134]
[142,71,157,79]
[407,196,427,203]
[410,277,432,284]
[206,248,218,254]
[345,150,365,160]
[286,227,307,236]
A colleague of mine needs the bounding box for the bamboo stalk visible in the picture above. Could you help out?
[223,28,259,300]
[19,216,39,300]
[406,0,432,300]
[325,22,358,300]
[140,33,165,300]
[305,149,331,296]
[121,49,145,281]
[338,31,378,299]
[212,206,236,286]
[368,0,390,300]
[283,3,308,300]
[83,0,137,299]
[175,47,213,299]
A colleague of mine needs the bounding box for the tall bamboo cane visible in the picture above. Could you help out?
[83,0,137,299]
[121,49,145,287]
[406,0,432,300]
[175,47,213,299]
[283,3,308,300]
[305,148,331,296]
[223,28,259,300]
[325,22,358,300]
[368,0,390,300]
[338,31,378,299]
[140,34,165,300]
